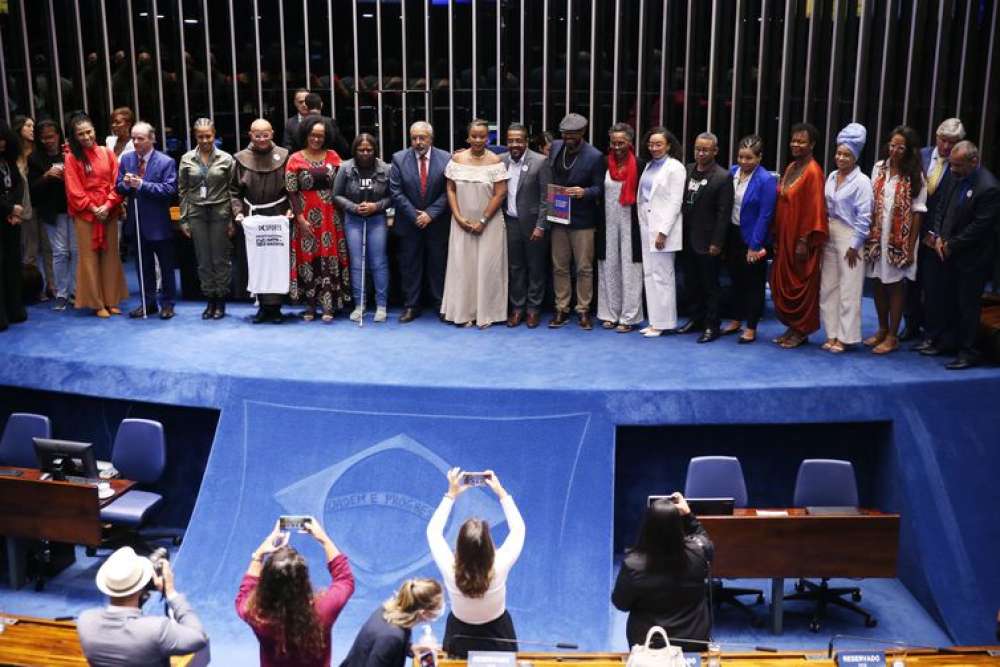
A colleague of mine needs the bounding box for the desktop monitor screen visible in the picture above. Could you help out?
[647,495,735,516]
[33,437,99,480]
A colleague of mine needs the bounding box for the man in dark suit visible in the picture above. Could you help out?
[502,123,550,328]
[287,92,350,157]
[905,117,965,342]
[547,113,605,330]
[920,141,1000,369]
[116,121,179,319]
[281,88,310,151]
[677,132,734,342]
[389,120,452,322]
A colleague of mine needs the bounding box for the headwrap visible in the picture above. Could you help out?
[836,123,867,159]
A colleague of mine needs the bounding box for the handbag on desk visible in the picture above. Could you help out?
[626,626,687,667]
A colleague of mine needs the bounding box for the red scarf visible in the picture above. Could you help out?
[607,148,638,207]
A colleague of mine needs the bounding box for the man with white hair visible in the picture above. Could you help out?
[116,121,179,319]
[77,546,208,665]
[905,117,965,342]
[389,120,452,322]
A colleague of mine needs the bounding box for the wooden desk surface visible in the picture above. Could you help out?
[699,508,900,579]
[0,615,201,666]
[434,648,1000,666]
[0,467,135,546]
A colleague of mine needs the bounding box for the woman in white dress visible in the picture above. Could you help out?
[864,125,927,354]
[636,127,687,337]
[441,120,509,328]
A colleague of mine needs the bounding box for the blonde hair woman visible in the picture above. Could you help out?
[341,578,444,667]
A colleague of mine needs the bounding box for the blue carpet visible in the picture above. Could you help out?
[2,286,999,664]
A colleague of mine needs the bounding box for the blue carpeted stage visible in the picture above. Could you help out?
[1,294,998,663]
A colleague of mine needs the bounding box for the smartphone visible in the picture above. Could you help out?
[461,471,492,487]
[279,515,311,533]
[417,650,438,667]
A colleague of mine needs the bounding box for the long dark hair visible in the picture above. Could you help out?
[11,116,33,160]
[0,122,19,165]
[883,125,924,189]
[298,114,327,149]
[248,546,324,659]
[454,518,495,598]
[641,126,682,161]
[630,499,687,573]
[66,113,96,165]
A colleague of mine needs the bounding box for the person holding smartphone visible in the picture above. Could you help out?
[611,493,714,653]
[426,468,525,657]
[236,517,355,667]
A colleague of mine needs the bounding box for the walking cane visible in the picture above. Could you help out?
[358,217,367,329]
[133,195,148,319]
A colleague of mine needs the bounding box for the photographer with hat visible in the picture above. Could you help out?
[77,546,208,666]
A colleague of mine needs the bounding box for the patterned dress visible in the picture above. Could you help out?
[286,150,351,313]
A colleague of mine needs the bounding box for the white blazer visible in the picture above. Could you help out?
[637,157,686,252]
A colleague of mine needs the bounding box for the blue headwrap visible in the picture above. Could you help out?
[836,123,867,159]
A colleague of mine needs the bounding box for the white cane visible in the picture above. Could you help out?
[358,216,367,329]
[133,195,148,319]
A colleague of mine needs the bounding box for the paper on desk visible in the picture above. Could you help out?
[755,509,789,517]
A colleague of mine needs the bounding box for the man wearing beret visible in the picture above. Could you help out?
[547,113,605,330]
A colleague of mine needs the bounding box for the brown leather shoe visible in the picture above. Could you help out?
[399,307,421,323]
[578,312,593,330]
[507,310,524,327]
[526,311,541,328]
[548,310,569,328]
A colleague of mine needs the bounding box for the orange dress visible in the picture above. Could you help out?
[769,159,828,335]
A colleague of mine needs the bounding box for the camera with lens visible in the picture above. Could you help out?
[148,547,169,577]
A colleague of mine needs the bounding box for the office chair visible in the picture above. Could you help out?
[786,458,876,631]
[684,456,765,626]
[0,412,51,467]
[96,419,176,554]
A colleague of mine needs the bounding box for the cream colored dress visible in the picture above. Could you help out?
[440,160,509,326]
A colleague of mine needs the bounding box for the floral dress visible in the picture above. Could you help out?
[286,150,351,313]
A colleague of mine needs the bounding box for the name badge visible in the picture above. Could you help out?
[199,185,207,199]
[522,164,529,172]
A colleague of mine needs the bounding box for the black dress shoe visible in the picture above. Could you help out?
[898,325,920,342]
[548,310,569,328]
[675,319,700,334]
[697,328,719,343]
[213,300,226,319]
[270,308,284,324]
[160,304,175,320]
[129,304,157,318]
[399,307,421,323]
[911,339,934,353]
[919,344,945,357]
[438,312,447,322]
[946,356,978,370]
[202,299,215,319]
[252,307,270,324]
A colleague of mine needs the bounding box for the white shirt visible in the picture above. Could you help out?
[506,156,524,218]
[105,135,134,155]
[731,171,751,226]
[426,494,525,625]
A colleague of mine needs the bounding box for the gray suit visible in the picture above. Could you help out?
[77,594,209,667]
[502,148,551,313]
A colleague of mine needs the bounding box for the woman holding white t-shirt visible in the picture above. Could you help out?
[426,467,525,658]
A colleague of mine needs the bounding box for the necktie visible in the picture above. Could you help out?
[419,154,428,198]
[927,155,944,195]
[138,156,147,178]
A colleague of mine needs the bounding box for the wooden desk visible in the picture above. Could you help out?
[430,648,1000,667]
[0,614,207,666]
[0,467,135,588]
[699,509,900,635]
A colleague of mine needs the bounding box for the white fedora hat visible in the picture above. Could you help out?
[95,547,154,598]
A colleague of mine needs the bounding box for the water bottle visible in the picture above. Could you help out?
[706,641,722,667]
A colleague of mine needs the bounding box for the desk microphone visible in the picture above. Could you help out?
[448,636,580,650]
[665,637,779,653]
[826,634,964,658]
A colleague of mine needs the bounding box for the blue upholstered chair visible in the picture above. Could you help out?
[684,456,764,624]
[786,458,875,631]
[98,419,166,551]
[0,413,51,467]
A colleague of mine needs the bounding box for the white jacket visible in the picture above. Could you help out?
[637,157,686,252]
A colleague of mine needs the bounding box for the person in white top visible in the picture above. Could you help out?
[426,467,525,657]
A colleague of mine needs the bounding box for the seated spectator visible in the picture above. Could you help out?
[340,578,444,667]
[611,494,713,653]
[77,546,208,666]
[237,518,355,667]
[426,468,525,657]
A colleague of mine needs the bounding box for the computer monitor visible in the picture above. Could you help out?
[647,495,736,516]
[33,437,99,481]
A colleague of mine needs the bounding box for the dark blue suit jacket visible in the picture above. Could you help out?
[116,149,178,242]
[389,146,451,230]
[939,167,1000,273]
[547,140,605,229]
[729,164,776,251]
